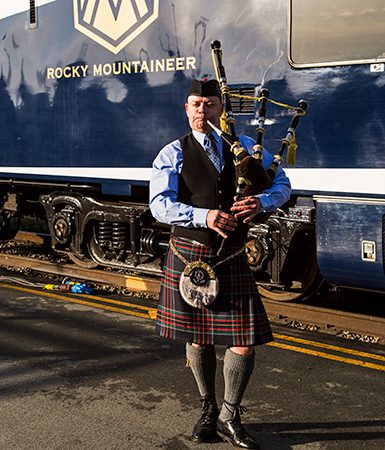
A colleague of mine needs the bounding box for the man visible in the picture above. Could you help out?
[149,79,291,449]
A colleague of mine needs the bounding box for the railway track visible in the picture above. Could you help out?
[0,233,384,344]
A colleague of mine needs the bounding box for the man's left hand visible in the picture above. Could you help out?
[231,196,261,224]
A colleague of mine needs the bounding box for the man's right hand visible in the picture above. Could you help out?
[206,209,238,239]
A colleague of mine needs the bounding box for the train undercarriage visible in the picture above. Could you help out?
[0,186,322,302]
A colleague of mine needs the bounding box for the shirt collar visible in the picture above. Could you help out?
[192,129,220,148]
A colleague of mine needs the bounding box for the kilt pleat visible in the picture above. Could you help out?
[156,236,273,346]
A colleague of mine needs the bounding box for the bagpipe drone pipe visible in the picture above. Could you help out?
[210,40,308,256]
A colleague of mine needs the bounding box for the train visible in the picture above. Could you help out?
[0,0,384,301]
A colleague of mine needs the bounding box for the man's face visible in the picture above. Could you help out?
[185,95,223,134]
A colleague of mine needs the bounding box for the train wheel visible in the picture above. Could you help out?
[67,223,99,269]
[256,226,324,302]
[257,261,324,302]
[68,252,98,269]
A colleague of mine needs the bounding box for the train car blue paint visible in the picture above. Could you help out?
[0,0,384,293]
[316,198,385,290]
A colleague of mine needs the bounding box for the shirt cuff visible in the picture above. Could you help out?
[193,208,210,228]
[255,194,274,213]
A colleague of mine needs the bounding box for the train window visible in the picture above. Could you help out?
[289,0,385,67]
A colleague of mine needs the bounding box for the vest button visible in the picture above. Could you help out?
[218,190,222,194]
[218,204,222,209]
[218,176,221,181]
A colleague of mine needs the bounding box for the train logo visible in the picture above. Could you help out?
[73,0,159,54]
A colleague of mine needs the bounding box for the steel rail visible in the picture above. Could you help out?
[0,252,160,295]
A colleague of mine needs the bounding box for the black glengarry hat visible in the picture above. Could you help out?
[187,79,221,99]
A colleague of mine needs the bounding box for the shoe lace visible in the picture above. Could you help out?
[223,401,248,433]
[200,398,218,423]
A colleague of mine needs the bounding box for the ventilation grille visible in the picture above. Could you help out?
[229,86,256,114]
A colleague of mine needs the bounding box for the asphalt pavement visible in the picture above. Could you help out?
[0,282,384,450]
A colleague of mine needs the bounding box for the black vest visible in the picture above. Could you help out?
[173,132,247,248]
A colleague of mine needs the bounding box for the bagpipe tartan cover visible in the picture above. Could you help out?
[156,237,273,346]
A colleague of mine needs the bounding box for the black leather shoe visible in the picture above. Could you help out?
[216,409,260,449]
[191,397,220,442]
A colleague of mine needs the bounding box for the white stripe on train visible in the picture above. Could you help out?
[0,167,384,196]
[0,0,56,21]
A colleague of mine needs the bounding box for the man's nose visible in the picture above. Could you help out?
[198,103,206,113]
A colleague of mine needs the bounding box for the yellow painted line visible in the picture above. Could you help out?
[273,333,385,362]
[1,282,384,371]
[76,292,157,314]
[0,283,151,319]
[148,309,157,319]
[267,341,385,372]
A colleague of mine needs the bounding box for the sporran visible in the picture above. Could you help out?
[179,260,219,308]
[169,239,245,309]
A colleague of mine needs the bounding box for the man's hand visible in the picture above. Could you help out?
[231,196,261,224]
[206,209,238,239]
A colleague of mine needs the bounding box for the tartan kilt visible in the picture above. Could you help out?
[156,236,273,346]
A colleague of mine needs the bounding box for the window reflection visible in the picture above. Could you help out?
[290,0,385,66]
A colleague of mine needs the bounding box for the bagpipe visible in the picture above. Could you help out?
[170,42,308,307]
[209,40,307,255]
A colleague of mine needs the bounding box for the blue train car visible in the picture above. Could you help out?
[0,0,384,300]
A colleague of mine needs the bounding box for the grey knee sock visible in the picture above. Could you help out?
[219,348,255,422]
[186,343,217,399]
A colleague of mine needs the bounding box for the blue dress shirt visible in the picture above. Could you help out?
[149,129,291,228]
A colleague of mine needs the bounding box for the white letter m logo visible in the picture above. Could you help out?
[73,0,159,54]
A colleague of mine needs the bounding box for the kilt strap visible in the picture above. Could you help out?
[169,239,245,269]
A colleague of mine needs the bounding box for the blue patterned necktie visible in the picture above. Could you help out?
[204,133,221,172]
